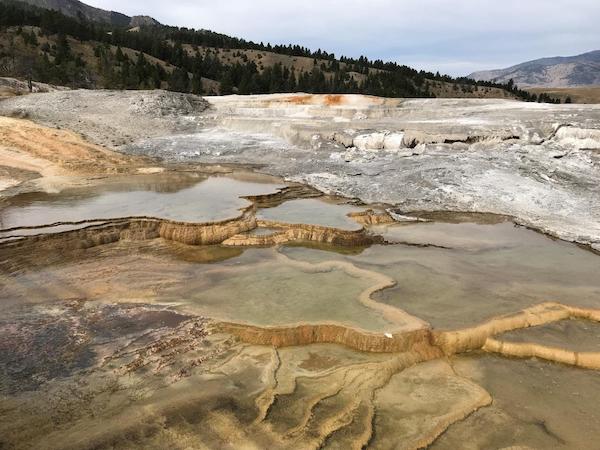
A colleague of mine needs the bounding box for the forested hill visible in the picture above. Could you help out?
[0,0,560,102]
[6,0,160,27]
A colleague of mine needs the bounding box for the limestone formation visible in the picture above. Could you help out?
[129,93,600,249]
[0,206,257,249]
[483,338,600,370]
[217,322,438,354]
[224,220,378,247]
[2,92,600,449]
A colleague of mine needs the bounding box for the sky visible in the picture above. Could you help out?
[85,0,600,76]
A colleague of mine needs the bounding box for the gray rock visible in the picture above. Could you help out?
[0,90,209,150]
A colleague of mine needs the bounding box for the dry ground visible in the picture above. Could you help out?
[528,86,600,104]
[0,116,153,193]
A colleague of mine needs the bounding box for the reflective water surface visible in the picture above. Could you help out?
[0,172,285,229]
[1,174,600,450]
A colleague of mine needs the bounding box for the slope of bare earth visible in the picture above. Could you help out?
[0,89,209,149]
[0,88,204,194]
[0,116,159,194]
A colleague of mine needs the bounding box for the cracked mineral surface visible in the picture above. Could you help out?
[116,94,600,248]
[1,91,600,449]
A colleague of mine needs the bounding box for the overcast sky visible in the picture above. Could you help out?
[85,0,600,76]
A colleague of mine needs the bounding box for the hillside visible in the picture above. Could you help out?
[0,0,556,101]
[527,86,600,104]
[10,0,160,27]
[187,46,516,99]
[469,50,600,88]
[0,25,219,92]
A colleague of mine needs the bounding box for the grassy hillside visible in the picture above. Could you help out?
[528,86,600,104]
[0,0,558,101]
[186,45,515,99]
[0,25,220,92]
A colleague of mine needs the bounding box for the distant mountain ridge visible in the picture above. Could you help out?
[469,50,600,88]
[10,0,160,27]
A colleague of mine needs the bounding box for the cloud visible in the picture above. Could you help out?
[84,0,600,75]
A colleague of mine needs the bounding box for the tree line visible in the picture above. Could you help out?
[0,0,561,102]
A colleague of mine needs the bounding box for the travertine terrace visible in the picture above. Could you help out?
[128,93,600,248]
[1,90,600,449]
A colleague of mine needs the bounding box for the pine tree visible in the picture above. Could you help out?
[219,70,234,95]
[55,33,71,65]
[191,74,203,95]
[168,67,190,93]
[115,46,126,63]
